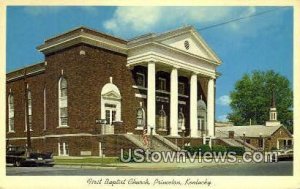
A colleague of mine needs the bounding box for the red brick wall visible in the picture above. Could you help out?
[6,73,46,139]
[43,44,139,134]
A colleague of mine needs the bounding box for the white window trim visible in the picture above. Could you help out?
[24,90,33,132]
[8,94,15,133]
[178,112,185,131]
[132,85,148,90]
[104,104,117,125]
[58,142,69,156]
[44,88,47,131]
[136,107,146,129]
[136,72,145,87]
[58,77,69,128]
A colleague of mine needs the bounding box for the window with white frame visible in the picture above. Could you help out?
[136,107,145,128]
[58,142,69,156]
[178,112,185,130]
[44,88,46,130]
[8,94,14,132]
[136,72,145,87]
[157,105,167,130]
[178,82,185,95]
[59,77,68,126]
[197,116,205,131]
[158,77,167,91]
[27,91,32,131]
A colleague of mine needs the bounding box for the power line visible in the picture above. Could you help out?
[197,7,290,31]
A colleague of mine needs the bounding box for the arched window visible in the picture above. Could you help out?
[59,77,68,126]
[101,82,122,127]
[27,90,32,131]
[136,107,145,128]
[178,111,185,131]
[158,105,167,130]
[197,98,207,133]
[8,93,14,132]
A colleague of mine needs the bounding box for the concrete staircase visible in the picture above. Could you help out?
[218,138,257,152]
[123,134,180,152]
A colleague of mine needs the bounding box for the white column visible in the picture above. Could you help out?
[170,67,179,136]
[190,73,198,137]
[207,78,215,137]
[147,62,156,134]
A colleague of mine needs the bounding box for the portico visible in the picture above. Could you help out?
[127,26,221,138]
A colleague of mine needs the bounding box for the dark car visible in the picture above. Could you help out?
[6,146,55,167]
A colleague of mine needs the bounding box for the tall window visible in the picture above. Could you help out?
[58,142,69,156]
[59,77,68,126]
[27,91,32,131]
[178,82,185,95]
[136,72,145,87]
[136,107,145,128]
[157,105,167,130]
[197,117,205,131]
[158,78,167,91]
[178,112,185,130]
[44,88,46,130]
[8,94,14,132]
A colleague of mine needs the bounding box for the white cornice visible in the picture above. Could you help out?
[129,42,220,66]
[7,69,45,82]
[128,50,217,78]
[37,33,128,55]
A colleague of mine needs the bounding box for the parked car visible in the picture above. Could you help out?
[272,149,293,161]
[6,146,55,167]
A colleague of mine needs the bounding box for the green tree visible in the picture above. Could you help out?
[228,70,293,130]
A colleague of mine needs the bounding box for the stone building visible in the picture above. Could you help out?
[215,93,293,151]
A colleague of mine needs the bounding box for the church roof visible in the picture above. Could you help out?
[215,125,282,138]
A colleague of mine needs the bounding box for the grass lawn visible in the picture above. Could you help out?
[54,157,120,165]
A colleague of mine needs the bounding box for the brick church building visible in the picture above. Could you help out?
[6,26,222,156]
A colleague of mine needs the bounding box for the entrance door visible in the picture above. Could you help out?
[105,103,117,125]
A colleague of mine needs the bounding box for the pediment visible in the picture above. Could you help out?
[102,90,121,100]
[158,30,221,64]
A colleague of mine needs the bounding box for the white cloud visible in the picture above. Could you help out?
[218,115,228,122]
[217,95,231,106]
[104,7,162,34]
[103,6,258,37]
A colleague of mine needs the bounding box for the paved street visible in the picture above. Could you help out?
[6,161,292,176]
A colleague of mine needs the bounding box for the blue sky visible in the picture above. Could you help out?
[6,6,293,121]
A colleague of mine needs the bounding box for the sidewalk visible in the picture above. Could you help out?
[55,160,243,170]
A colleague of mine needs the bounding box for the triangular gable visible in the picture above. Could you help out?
[157,28,221,64]
[272,126,293,138]
[102,90,121,100]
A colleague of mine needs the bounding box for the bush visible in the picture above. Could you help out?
[184,144,211,155]
[226,146,245,156]
[211,145,227,154]
[271,147,278,151]
[119,151,144,163]
[183,146,194,153]
[198,145,211,154]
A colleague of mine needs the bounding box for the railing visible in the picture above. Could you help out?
[215,130,257,151]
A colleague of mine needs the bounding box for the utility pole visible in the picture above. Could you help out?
[24,69,31,150]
